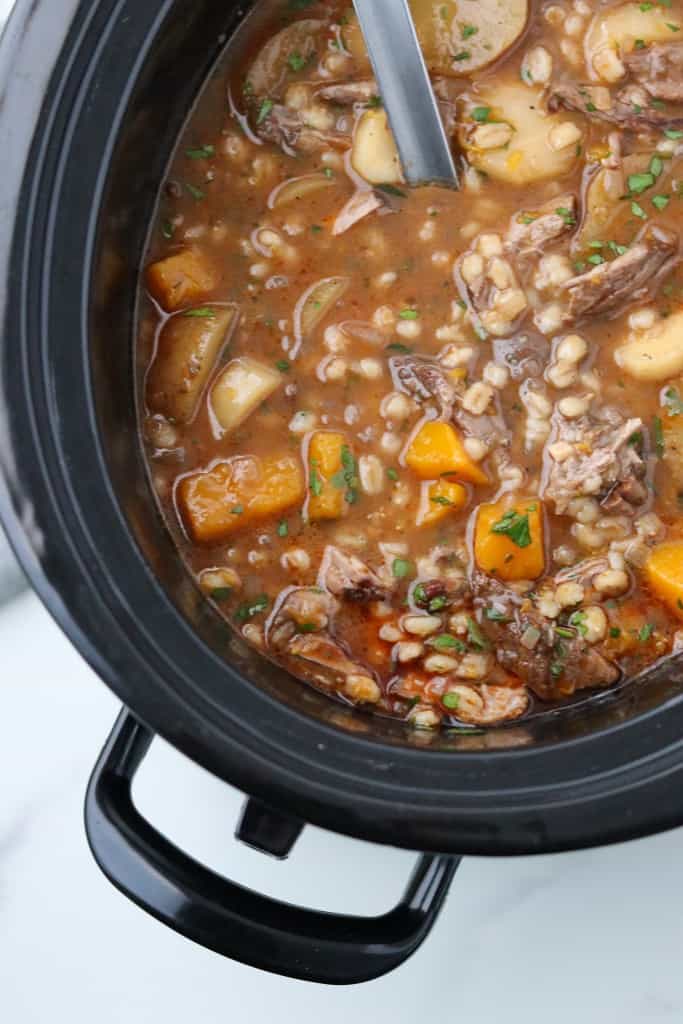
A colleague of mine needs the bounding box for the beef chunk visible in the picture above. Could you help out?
[561,225,677,322]
[390,355,457,419]
[449,683,529,726]
[543,410,646,515]
[548,81,683,131]
[267,587,338,650]
[317,79,379,104]
[257,103,350,154]
[624,43,683,104]
[318,545,389,603]
[473,574,619,700]
[287,633,370,682]
[506,194,577,257]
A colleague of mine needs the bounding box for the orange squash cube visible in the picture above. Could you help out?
[177,455,304,545]
[306,431,353,521]
[146,247,218,312]
[405,421,489,485]
[645,541,683,621]
[417,477,468,527]
[475,497,545,581]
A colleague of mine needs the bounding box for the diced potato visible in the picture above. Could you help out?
[344,1,528,76]
[417,478,468,527]
[351,109,402,186]
[306,431,353,521]
[146,247,218,312]
[405,421,489,485]
[146,306,237,424]
[645,541,683,620]
[460,84,579,187]
[411,0,528,75]
[211,357,282,434]
[294,277,349,353]
[586,2,677,78]
[246,19,324,98]
[178,455,304,544]
[615,310,683,382]
[475,497,545,581]
[269,173,336,209]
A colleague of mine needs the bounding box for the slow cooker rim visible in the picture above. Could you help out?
[4,0,683,856]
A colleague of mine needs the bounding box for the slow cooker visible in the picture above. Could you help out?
[3,0,683,986]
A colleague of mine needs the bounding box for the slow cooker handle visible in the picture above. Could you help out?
[85,709,460,985]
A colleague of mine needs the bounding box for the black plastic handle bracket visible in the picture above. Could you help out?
[84,709,460,985]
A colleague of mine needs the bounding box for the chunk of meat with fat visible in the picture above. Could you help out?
[561,225,677,322]
[506,194,577,257]
[317,79,379,104]
[287,633,370,684]
[549,81,683,132]
[473,575,619,700]
[543,411,646,515]
[449,683,529,726]
[257,103,350,154]
[390,355,457,419]
[266,587,338,651]
[318,545,389,602]
[624,43,683,103]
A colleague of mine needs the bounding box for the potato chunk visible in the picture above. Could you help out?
[306,431,355,521]
[475,497,545,581]
[460,84,579,187]
[146,247,218,312]
[417,478,468,527]
[211,357,282,435]
[405,421,489,485]
[147,306,236,424]
[645,541,683,621]
[615,311,683,382]
[344,1,528,76]
[178,455,304,544]
[586,2,678,79]
[351,109,402,186]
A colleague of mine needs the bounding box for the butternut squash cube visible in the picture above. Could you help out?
[417,478,468,527]
[645,542,683,621]
[475,497,545,581]
[146,247,218,312]
[146,306,236,424]
[177,455,304,545]
[211,357,282,434]
[405,421,489,485]
[306,431,354,521]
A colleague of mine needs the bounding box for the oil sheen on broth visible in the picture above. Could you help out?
[139,0,683,732]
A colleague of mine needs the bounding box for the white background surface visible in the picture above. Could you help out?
[3,0,683,1020]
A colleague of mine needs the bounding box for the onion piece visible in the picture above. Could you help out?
[268,172,336,209]
[332,189,384,235]
[293,277,350,357]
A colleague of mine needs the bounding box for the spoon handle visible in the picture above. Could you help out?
[353,0,458,188]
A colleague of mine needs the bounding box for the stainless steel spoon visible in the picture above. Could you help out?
[353,0,459,188]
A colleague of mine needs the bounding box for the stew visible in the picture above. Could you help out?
[139,0,683,731]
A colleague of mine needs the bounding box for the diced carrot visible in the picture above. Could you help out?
[306,431,353,521]
[146,247,218,312]
[475,497,545,581]
[644,541,683,621]
[417,477,468,527]
[405,421,489,485]
[177,455,304,545]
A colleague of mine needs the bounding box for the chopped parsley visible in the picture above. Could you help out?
[186,144,215,160]
[485,607,510,622]
[161,219,175,240]
[610,627,622,639]
[665,129,683,139]
[235,595,269,622]
[466,616,489,651]
[256,98,274,125]
[634,38,646,48]
[399,308,419,319]
[392,558,414,579]
[386,342,413,353]
[461,24,478,38]
[323,167,334,178]
[555,626,575,639]
[587,253,605,266]
[367,94,383,108]
[569,610,588,636]
[631,200,647,219]
[628,172,655,194]
[650,154,664,177]
[288,51,308,72]
[652,194,670,210]
[230,505,244,516]
[276,359,291,372]
[183,307,216,318]
[376,183,407,198]
[429,634,467,653]
[472,106,491,122]
[556,206,576,226]
[431,495,454,506]
[453,50,471,62]
[665,387,683,416]
[309,462,323,496]
[277,520,289,537]
[442,692,461,709]
[211,587,232,602]
[490,508,533,548]
[387,467,399,481]
[639,623,655,643]
[184,182,206,201]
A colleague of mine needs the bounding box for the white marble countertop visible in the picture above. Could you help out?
[3,0,683,1018]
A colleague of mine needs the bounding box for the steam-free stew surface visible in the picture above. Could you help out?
[140,0,683,731]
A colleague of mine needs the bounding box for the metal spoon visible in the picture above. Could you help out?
[353,0,458,188]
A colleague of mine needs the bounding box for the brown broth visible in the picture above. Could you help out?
[137,0,683,733]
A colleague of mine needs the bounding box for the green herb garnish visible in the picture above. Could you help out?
[276,359,291,372]
[186,144,215,160]
[235,595,269,622]
[183,307,216,318]
[392,558,414,579]
[490,508,532,548]
[654,415,665,456]
[442,692,461,709]
[429,634,467,653]
[211,587,232,602]
[256,98,274,124]
[466,617,489,651]
[277,520,289,537]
